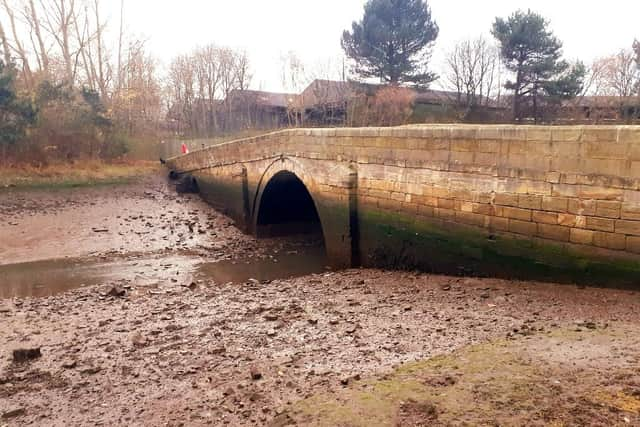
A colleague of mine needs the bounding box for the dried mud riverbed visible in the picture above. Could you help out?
[1,174,640,426]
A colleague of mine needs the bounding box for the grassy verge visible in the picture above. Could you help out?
[0,161,161,190]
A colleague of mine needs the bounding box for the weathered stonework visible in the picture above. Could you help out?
[166,125,640,286]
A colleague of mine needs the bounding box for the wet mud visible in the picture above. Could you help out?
[1,174,639,426]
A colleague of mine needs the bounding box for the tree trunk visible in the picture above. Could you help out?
[2,0,32,82]
[59,0,74,85]
[28,0,49,72]
[116,0,124,95]
[94,0,107,99]
[0,18,10,65]
[514,67,522,123]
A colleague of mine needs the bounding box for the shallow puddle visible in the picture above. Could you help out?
[0,246,330,299]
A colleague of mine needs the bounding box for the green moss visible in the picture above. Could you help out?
[286,327,636,426]
[358,208,640,288]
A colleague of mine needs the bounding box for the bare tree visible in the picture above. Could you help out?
[280,51,307,126]
[445,36,499,109]
[591,49,639,98]
[234,50,251,91]
[39,0,78,84]
[1,0,32,81]
[92,0,108,98]
[23,0,49,72]
[167,54,197,135]
[634,40,640,95]
[116,0,123,94]
[113,39,161,135]
[194,45,221,134]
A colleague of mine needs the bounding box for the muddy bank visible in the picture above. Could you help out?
[1,270,639,426]
[1,173,639,426]
[0,175,329,299]
[0,175,252,265]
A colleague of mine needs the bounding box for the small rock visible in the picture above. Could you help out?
[130,332,148,347]
[345,323,358,334]
[62,359,77,369]
[2,406,25,419]
[12,348,41,363]
[107,286,126,298]
[441,285,451,291]
[250,366,262,381]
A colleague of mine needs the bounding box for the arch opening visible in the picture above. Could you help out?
[256,171,323,239]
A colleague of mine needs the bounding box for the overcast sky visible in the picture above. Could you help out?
[111,0,639,92]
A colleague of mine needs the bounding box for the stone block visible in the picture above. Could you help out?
[595,201,621,219]
[494,193,519,207]
[542,196,569,212]
[532,211,558,225]
[582,159,626,177]
[509,219,537,236]
[593,232,627,250]
[621,204,640,221]
[501,206,532,221]
[437,198,455,210]
[570,228,594,245]
[500,127,527,141]
[472,203,494,216]
[629,142,640,160]
[557,213,578,227]
[584,141,628,159]
[526,128,552,142]
[478,141,500,153]
[474,152,498,167]
[455,211,486,227]
[552,128,583,142]
[450,127,477,140]
[418,205,435,217]
[615,220,640,236]
[552,184,579,198]
[581,128,617,143]
[585,217,615,232]
[568,199,597,216]
[435,208,456,220]
[546,171,561,183]
[537,224,571,242]
[618,128,640,142]
[551,157,581,174]
[627,236,640,254]
[489,216,509,231]
[451,140,479,152]
[518,195,542,210]
[450,151,474,164]
[551,141,582,157]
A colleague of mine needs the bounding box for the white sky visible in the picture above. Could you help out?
[110,0,639,92]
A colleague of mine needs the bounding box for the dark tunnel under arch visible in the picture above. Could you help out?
[255,171,324,240]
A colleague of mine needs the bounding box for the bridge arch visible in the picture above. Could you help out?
[255,170,324,238]
[251,157,355,268]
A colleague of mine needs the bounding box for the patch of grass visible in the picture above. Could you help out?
[284,327,640,426]
[0,161,160,190]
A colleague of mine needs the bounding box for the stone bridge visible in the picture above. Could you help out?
[166,125,640,286]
